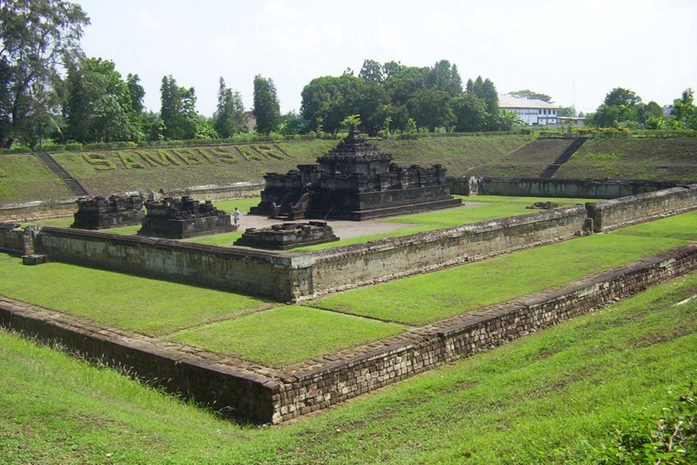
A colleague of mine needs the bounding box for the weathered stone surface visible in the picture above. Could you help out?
[234,221,339,250]
[137,196,236,239]
[251,128,461,220]
[71,194,144,230]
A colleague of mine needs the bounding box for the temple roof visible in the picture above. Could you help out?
[318,128,392,163]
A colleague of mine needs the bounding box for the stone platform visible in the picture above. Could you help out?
[71,194,144,230]
[137,196,236,239]
[234,221,339,250]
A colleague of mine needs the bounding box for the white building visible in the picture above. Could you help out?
[499,94,558,126]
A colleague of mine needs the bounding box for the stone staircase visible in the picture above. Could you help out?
[34,152,89,196]
[539,137,587,179]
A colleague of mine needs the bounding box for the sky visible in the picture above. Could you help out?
[74,0,697,118]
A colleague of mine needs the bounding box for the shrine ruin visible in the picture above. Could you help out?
[250,128,461,220]
[234,221,339,250]
[137,196,236,239]
[71,194,144,230]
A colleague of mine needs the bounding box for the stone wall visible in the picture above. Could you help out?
[305,206,588,298]
[0,297,278,423]
[0,223,23,252]
[3,244,696,423]
[160,181,264,201]
[0,198,78,222]
[586,185,697,232]
[25,206,587,302]
[33,227,308,302]
[455,177,690,199]
[273,244,697,422]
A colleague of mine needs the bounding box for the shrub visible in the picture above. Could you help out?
[137,141,151,148]
[65,143,83,151]
[9,146,31,153]
[593,384,696,465]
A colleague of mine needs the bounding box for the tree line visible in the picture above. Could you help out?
[1,0,695,150]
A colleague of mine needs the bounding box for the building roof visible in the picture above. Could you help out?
[499,94,558,109]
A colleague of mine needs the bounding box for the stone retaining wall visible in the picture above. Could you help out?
[0,198,78,222]
[3,244,696,423]
[159,181,263,201]
[0,223,23,252]
[33,227,308,302]
[22,206,587,302]
[305,206,587,298]
[273,244,697,422]
[586,185,697,232]
[456,177,690,199]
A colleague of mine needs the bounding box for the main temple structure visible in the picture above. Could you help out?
[250,129,461,220]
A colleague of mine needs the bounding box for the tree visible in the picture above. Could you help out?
[358,59,383,83]
[127,73,145,116]
[64,57,138,143]
[426,59,462,98]
[672,89,697,129]
[252,75,281,135]
[452,93,487,132]
[408,89,454,132]
[159,75,197,140]
[509,89,552,102]
[214,77,247,138]
[301,74,361,135]
[0,0,90,148]
[603,87,642,108]
[587,87,644,128]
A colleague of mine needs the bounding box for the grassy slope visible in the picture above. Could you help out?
[4,136,696,204]
[554,137,697,180]
[466,138,574,177]
[1,271,695,464]
[0,153,74,203]
[5,136,531,202]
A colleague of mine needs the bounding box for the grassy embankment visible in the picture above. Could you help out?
[1,268,696,464]
[0,153,74,203]
[4,209,696,368]
[2,135,533,203]
[555,137,697,180]
[470,137,697,181]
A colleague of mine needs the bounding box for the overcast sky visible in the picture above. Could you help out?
[74,0,697,117]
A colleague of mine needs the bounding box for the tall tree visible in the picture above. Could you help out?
[358,59,384,83]
[159,75,197,140]
[452,93,487,132]
[252,74,281,135]
[301,74,360,135]
[64,57,137,143]
[126,73,145,116]
[0,0,90,148]
[214,77,246,138]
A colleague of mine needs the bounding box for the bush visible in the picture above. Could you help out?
[593,384,696,465]
[64,143,83,152]
[9,146,31,153]
[137,141,151,148]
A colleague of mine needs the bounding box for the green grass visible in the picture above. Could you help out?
[308,211,697,325]
[168,306,405,368]
[295,195,591,251]
[0,254,272,337]
[0,154,74,202]
[2,271,696,464]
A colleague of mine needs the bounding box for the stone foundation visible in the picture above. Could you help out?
[234,221,339,250]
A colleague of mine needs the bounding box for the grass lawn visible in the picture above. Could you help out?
[309,211,697,325]
[1,270,695,464]
[168,306,405,368]
[0,254,273,337]
[3,210,695,366]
